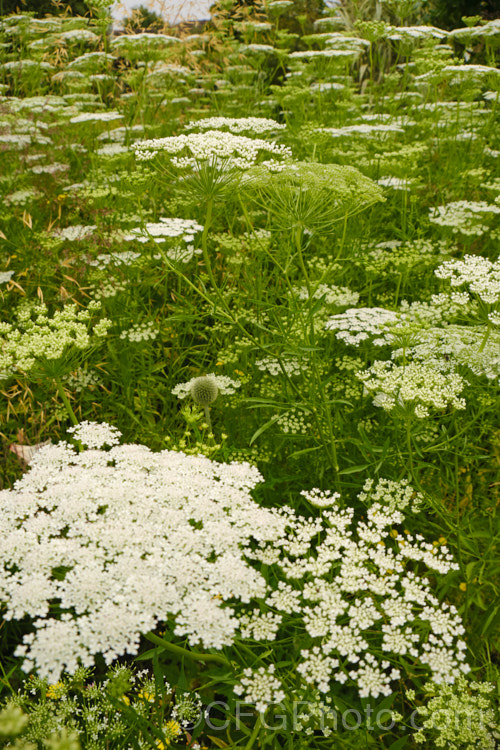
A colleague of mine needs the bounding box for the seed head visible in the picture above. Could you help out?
[189,376,219,405]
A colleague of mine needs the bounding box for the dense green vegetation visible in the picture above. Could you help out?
[0,0,499,747]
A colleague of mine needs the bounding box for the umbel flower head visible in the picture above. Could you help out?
[242,162,385,234]
[0,423,279,681]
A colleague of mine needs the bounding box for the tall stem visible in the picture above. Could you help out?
[406,419,414,478]
[479,324,491,353]
[244,713,263,750]
[204,405,213,435]
[294,226,311,297]
[201,198,216,289]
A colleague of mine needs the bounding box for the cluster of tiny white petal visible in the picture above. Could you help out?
[325,307,400,345]
[256,356,307,377]
[172,373,241,399]
[391,325,500,382]
[66,420,121,448]
[357,361,467,417]
[69,110,122,124]
[429,201,500,237]
[53,224,96,242]
[0,428,282,681]
[435,255,500,305]
[292,284,359,308]
[123,218,203,244]
[132,131,292,168]
[119,322,158,342]
[185,117,285,134]
[358,477,424,513]
[301,488,341,509]
[0,300,111,376]
[234,665,285,713]
[239,610,282,640]
[349,655,400,699]
[246,492,468,698]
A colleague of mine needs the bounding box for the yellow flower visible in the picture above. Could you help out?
[46,682,65,700]
[164,720,181,738]
[459,582,467,592]
[138,690,155,703]
[438,536,447,545]
[156,720,182,748]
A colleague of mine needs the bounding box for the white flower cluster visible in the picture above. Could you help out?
[409,677,500,749]
[429,201,500,237]
[325,307,399,345]
[0,426,283,681]
[276,408,312,435]
[132,131,292,168]
[89,250,142,269]
[319,123,405,138]
[388,25,445,41]
[69,111,122,124]
[358,477,424,513]
[289,49,360,59]
[123,218,203,244]
[53,224,97,242]
[234,665,285,713]
[435,254,500,305]
[0,301,111,377]
[119,322,158,343]
[67,420,121,448]
[185,117,285,134]
[64,368,102,393]
[292,284,360,308]
[172,373,241,399]
[256,356,307,377]
[246,492,469,697]
[325,294,474,350]
[391,325,500,382]
[357,361,467,417]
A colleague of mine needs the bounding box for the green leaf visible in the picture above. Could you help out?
[480,604,500,637]
[388,736,409,749]
[339,463,372,475]
[249,414,282,446]
[288,445,323,459]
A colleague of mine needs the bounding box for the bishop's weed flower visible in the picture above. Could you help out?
[243,161,385,234]
[0,424,277,680]
[0,300,111,381]
[357,361,467,418]
[0,426,470,702]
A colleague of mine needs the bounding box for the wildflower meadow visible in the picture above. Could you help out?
[0,0,499,747]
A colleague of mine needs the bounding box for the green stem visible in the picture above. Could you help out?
[201,198,216,289]
[54,378,78,426]
[479,324,491,353]
[244,712,263,750]
[294,226,311,297]
[406,419,414,478]
[204,404,213,435]
[144,632,232,667]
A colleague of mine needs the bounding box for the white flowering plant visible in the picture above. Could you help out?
[0,424,471,746]
[2,3,500,750]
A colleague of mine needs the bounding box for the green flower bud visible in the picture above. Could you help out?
[0,704,28,737]
[189,376,219,406]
